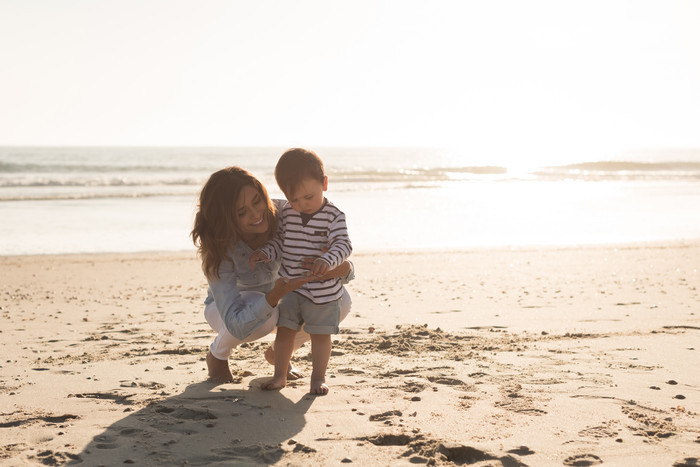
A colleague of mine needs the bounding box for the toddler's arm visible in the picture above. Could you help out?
[317,211,352,270]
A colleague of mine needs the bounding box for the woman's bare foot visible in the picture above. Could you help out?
[287,366,303,380]
[261,376,286,391]
[206,350,234,384]
[265,345,303,380]
[309,378,329,395]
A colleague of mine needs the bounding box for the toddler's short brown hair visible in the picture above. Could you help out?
[275,148,326,197]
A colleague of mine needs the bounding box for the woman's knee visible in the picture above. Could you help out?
[204,301,223,331]
[340,288,352,322]
[242,312,279,343]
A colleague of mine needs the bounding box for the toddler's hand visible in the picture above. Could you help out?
[249,250,270,270]
[311,258,330,277]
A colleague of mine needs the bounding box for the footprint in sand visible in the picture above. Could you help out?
[436,444,499,464]
[119,381,166,390]
[578,424,619,439]
[94,434,120,450]
[369,410,402,422]
[153,405,217,421]
[362,433,418,446]
[69,392,134,405]
[673,458,700,467]
[507,445,535,456]
[563,453,603,466]
[31,450,81,464]
[118,427,144,437]
[621,404,677,439]
[1,443,28,458]
[205,444,284,465]
[380,369,419,377]
[401,380,429,393]
[337,368,365,375]
[363,433,521,466]
[0,414,80,428]
[495,396,547,416]
[426,376,464,386]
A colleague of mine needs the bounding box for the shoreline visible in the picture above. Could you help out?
[1,241,698,465]
[2,236,700,258]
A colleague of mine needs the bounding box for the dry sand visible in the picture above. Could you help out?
[1,243,699,466]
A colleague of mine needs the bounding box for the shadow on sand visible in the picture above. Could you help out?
[69,379,316,466]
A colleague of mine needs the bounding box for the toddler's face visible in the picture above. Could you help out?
[287,177,328,215]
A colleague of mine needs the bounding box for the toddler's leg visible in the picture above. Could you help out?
[264,330,309,380]
[265,288,352,378]
[262,327,297,390]
[309,334,331,395]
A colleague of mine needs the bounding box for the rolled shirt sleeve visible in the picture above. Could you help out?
[341,260,355,284]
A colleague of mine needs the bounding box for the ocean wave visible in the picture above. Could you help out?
[0,161,218,173]
[2,157,699,202]
[330,166,508,182]
[552,161,700,171]
[0,176,207,188]
[0,189,199,202]
[0,166,510,188]
[534,161,700,180]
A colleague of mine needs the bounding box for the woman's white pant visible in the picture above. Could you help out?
[204,289,352,360]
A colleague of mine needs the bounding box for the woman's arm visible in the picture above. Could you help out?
[209,256,279,340]
[264,260,354,307]
[319,260,352,281]
[264,275,315,307]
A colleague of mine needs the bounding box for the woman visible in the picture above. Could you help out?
[191,167,353,383]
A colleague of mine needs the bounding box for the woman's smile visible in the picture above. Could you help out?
[236,185,270,235]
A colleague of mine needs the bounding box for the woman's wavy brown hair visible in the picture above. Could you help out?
[191,167,278,280]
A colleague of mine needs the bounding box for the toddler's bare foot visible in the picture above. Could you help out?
[265,345,303,380]
[309,378,329,395]
[261,376,287,391]
[206,350,234,384]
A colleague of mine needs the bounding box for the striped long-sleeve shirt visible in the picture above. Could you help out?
[259,198,352,304]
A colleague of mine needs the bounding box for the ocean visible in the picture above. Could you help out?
[2,146,700,255]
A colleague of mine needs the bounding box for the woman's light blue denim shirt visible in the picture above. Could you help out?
[203,238,280,340]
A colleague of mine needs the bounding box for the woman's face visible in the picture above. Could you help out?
[235,185,269,236]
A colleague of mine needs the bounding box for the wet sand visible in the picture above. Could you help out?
[1,243,699,466]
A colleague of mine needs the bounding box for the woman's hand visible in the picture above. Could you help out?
[275,275,313,293]
[299,257,350,281]
[299,247,348,280]
[264,275,312,307]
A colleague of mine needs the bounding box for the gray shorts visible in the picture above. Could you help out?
[278,292,341,335]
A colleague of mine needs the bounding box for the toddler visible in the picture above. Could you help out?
[251,148,352,394]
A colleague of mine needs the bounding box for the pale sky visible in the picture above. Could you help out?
[1,0,699,163]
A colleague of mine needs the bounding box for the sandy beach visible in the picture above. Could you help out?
[1,243,699,466]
